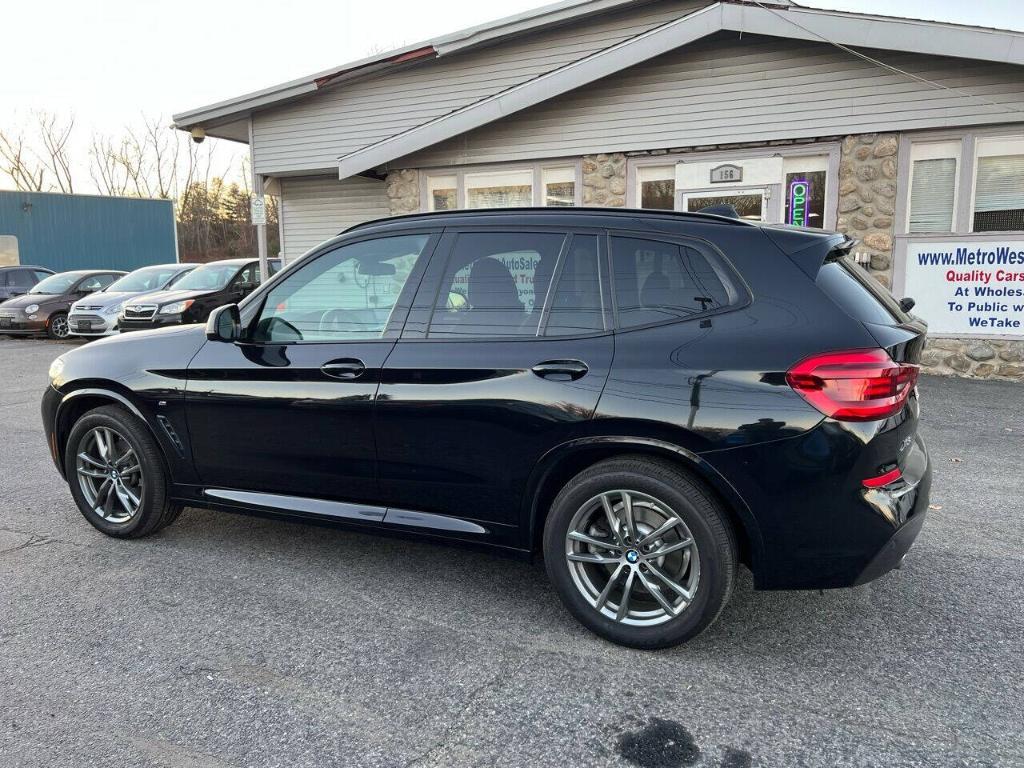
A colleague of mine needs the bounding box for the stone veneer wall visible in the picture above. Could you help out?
[836,133,898,289]
[385,169,420,216]
[582,153,627,206]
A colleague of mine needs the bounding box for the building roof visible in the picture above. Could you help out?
[173,0,712,140]
[174,0,1024,176]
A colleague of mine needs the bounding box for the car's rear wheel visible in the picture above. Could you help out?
[543,456,737,649]
[65,405,183,538]
[47,312,69,340]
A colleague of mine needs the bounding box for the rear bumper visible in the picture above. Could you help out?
[702,424,931,590]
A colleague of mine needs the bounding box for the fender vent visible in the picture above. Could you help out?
[156,415,186,458]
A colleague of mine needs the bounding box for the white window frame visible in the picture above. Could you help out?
[905,140,962,235]
[968,135,1024,234]
[421,160,583,211]
[635,165,675,210]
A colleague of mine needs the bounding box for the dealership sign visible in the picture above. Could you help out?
[903,241,1024,335]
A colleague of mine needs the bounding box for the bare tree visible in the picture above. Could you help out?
[0,127,46,191]
[89,133,129,196]
[36,112,76,193]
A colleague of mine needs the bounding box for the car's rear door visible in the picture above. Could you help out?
[184,231,439,508]
[375,227,614,531]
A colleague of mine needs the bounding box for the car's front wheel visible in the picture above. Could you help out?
[544,456,737,649]
[65,405,183,537]
[47,312,70,340]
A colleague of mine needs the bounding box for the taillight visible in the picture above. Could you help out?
[786,348,919,422]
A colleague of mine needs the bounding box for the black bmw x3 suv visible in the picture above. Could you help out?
[43,208,930,648]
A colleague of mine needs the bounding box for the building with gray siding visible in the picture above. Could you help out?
[174,0,1024,379]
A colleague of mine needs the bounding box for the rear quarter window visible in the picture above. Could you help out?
[816,258,908,326]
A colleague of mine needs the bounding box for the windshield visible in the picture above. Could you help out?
[30,273,79,295]
[105,266,188,293]
[171,263,239,291]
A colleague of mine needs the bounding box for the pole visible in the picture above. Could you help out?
[249,118,269,282]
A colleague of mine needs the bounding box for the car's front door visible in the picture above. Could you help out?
[184,231,439,505]
[375,229,614,529]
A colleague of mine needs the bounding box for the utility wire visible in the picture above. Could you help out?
[751,1,1024,117]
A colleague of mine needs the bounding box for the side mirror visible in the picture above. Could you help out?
[899,297,916,313]
[236,281,256,293]
[207,304,241,342]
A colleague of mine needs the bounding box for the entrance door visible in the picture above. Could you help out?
[680,188,770,221]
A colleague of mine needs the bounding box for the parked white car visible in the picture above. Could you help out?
[68,263,196,337]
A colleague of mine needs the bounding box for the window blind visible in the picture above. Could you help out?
[974,154,1024,232]
[909,158,956,232]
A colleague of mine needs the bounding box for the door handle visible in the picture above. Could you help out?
[321,359,365,380]
[531,359,589,382]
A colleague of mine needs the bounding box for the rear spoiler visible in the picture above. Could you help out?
[763,227,858,279]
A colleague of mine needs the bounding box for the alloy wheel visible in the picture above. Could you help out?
[564,490,700,626]
[49,315,69,339]
[75,426,144,523]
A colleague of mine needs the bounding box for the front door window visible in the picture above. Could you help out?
[252,234,430,342]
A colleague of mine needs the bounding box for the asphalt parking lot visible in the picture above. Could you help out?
[1,336,1022,768]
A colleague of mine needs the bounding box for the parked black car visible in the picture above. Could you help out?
[1,270,124,338]
[42,209,930,648]
[117,257,281,331]
[0,265,54,302]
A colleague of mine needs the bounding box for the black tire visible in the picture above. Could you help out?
[543,456,737,649]
[47,312,69,340]
[64,405,183,538]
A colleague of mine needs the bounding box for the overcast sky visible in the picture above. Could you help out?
[1,0,1020,190]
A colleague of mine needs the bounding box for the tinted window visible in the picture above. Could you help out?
[428,232,566,338]
[253,234,429,342]
[611,236,731,328]
[7,269,34,287]
[817,258,903,325]
[543,235,605,336]
[34,270,52,282]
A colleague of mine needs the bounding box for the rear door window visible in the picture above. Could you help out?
[427,231,567,338]
[610,236,733,328]
[542,234,606,336]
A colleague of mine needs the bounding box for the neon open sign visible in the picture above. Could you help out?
[788,178,809,227]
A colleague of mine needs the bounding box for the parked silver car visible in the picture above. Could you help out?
[68,263,196,337]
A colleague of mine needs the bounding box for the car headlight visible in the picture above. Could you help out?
[104,303,123,316]
[48,356,65,384]
[25,303,39,314]
[159,300,194,315]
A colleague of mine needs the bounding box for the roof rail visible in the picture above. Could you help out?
[342,206,758,234]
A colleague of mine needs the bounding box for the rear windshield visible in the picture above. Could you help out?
[816,257,908,326]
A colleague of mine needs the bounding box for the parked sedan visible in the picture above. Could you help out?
[0,270,124,339]
[68,263,196,338]
[117,258,281,332]
[0,265,55,302]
